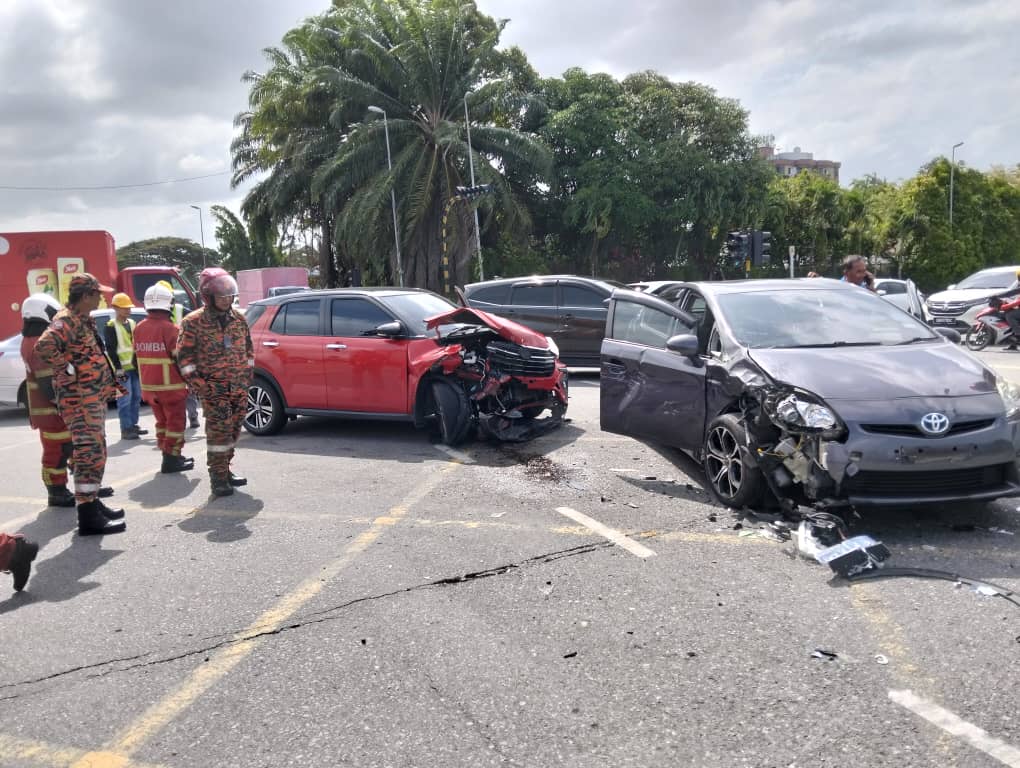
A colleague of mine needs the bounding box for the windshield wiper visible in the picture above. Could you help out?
[894,336,939,345]
[774,341,884,349]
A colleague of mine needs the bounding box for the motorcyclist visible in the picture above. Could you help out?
[993,270,1020,350]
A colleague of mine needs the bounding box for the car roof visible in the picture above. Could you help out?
[657,278,858,297]
[465,275,622,289]
[250,287,444,307]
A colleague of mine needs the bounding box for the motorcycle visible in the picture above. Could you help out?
[964,297,1016,351]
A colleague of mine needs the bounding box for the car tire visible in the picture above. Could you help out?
[431,378,472,446]
[702,413,766,509]
[245,377,287,436]
[964,325,991,351]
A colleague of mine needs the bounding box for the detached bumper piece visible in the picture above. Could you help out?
[816,535,891,578]
[477,410,566,442]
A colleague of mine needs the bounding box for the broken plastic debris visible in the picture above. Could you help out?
[811,649,838,660]
[985,527,1016,536]
[975,584,1000,597]
[875,654,889,665]
[816,535,891,577]
[795,520,825,561]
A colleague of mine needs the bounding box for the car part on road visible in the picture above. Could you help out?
[848,567,1020,609]
[815,535,891,577]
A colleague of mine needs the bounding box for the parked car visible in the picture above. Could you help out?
[926,265,1020,332]
[872,278,928,320]
[462,275,626,366]
[0,307,149,412]
[244,288,568,444]
[600,278,1020,509]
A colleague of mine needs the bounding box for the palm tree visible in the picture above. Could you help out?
[308,0,552,290]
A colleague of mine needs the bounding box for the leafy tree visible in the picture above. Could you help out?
[209,205,282,271]
[116,238,217,284]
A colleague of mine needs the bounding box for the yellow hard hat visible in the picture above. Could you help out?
[111,292,134,309]
[156,280,173,291]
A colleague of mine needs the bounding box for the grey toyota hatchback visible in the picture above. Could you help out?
[600,279,1020,510]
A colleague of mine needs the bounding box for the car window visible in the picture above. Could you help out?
[269,299,320,335]
[330,298,395,337]
[683,294,707,320]
[560,284,605,308]
[654,285,687,305]
[468,284,510,305]
[610,300,683,348]
[245,304,268,328]
[511,284,556,306]
[956,271,1017,290]
[877,281,906,295]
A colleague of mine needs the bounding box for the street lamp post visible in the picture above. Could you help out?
[189,205,207,267]
[368,106,404,287]
[464,93,484,281]
[949,141,964,231]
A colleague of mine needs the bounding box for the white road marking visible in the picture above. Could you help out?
[555,506,656,558]
[889,689,1020,767]
[434,445,475,464]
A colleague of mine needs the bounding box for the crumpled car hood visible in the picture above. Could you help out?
[748,343,998,400]
[426,307,549,349]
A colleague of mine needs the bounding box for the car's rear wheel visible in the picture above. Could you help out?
[703,413,766,509]
[245,377,287,436]
[964,325,991,351]
[431,378,472,445]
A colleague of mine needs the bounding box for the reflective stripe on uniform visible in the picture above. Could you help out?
[206,443,234,453]
[41,430,71,441]
[30,406,58,417]
[75,482,100,493]
[142,382,188,391]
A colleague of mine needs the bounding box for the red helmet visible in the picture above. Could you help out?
[198,267,238,299]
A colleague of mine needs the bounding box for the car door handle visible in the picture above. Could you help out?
[325,343,347,350]
[261,341,279,348]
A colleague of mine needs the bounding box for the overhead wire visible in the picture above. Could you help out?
[0,170,232,192]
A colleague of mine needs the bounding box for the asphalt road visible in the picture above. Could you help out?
[0,362,1018,768]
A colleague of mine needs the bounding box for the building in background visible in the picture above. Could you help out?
[759,145,841,184]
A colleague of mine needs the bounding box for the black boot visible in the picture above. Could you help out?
[134,426,148,435]
[46,485,76,508]
[9,538,39,592]
[228,471,247,487]
[161,453,195,474]
[77,500,126,535]
[210,477,234,497]
[97,499,125,520]
[98,486,115,498]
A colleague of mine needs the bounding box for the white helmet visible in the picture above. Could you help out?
[21,293,62,322]
[144,283,174,312]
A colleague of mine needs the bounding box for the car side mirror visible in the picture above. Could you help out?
[933,327,961,344]
[946,284,957,290]
[665,333,699,357]
[374,321,403,337]
[876,289,887,296]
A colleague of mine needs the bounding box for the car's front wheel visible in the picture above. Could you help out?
[245,377,287,436]
[430,378,473,445]
[702,413,766,508]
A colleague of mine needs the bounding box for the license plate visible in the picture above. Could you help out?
[932,318,956,325]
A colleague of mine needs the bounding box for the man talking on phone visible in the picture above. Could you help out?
[841,255,877,291]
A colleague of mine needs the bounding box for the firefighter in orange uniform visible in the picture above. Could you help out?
[34,273,126,535]
[0,533,38,592]
[177,268,253,497]
[19,293,76,507]
[134,283,194,473]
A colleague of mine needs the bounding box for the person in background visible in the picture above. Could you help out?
[20,293,75,508]
[35,273,127,536]
[0,533,38,592]
[104,293,147,440]
[135,283,194,473]
[158,280,201,429]
[841,256,877,291]
[177,268,253,497]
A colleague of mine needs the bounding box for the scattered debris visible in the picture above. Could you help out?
[848,568,1020,609]
[811,649,839,661]
[563,651,577,659]
[975,585,1000,597]
[625,502,639,509]
[816,535,891,578]
[875,654,890,665]
[984,527,1016,536]
[490,511,507,518]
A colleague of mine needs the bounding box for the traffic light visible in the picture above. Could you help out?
[752,230,772,266]
[455,183,494,201]
[726,231,749,266]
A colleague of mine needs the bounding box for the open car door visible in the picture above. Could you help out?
[905,279,926,322]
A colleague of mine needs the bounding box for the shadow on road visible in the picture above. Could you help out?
[177,492,263,543]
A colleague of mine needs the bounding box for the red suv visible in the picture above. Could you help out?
[243,288,568,444]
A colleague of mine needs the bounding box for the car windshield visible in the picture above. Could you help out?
[717,288,938,348]
[956,272,1016,289]
[382,292,457,335]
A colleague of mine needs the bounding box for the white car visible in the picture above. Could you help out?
[873,278,927,320]
[0,333,26,409]
[926,265,1020,332]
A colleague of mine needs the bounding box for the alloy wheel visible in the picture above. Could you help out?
[246,384,275,431]
[704,423,743,500]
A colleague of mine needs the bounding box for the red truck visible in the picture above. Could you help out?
[0,230,200,340]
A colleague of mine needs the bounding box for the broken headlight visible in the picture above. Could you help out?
[996,375,1020,419]
[764,389,846,438]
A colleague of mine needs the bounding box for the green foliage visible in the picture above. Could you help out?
[209,205,282,271]
[116,238,218,283]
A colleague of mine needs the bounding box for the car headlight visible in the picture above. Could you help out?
[545,336,560,357]
[996,375,1020,418]
[763,388,846,438]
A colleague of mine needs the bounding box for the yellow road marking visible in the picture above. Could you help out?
[67,460,462,768]
[0,733,165,768]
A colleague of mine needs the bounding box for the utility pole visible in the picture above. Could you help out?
[949,141,964,232]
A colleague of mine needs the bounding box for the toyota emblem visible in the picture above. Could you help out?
[920,412,950,435]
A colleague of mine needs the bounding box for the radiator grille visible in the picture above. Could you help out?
[485,341,556,377]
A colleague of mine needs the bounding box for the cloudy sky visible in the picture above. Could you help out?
[1,0,1016,250]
